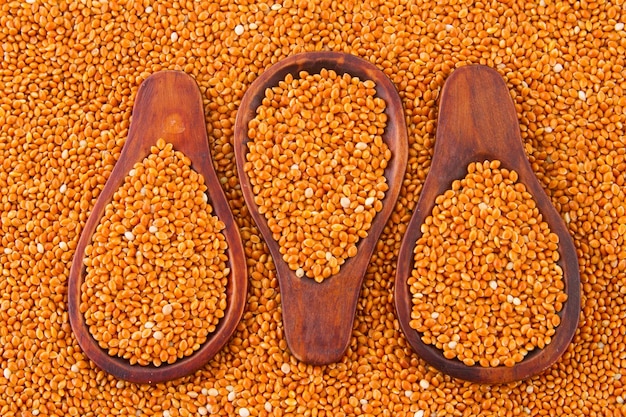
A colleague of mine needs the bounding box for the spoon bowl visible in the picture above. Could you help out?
[68,71,248,384]
[395,65,580,383]
[234,52,408,364]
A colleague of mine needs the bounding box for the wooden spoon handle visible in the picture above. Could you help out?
[82,72,217,234]
[421,66,529,210]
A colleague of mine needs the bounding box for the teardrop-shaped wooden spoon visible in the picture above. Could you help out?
[234,52,408,364]
[395,65,580,384]
[68,71,248,384]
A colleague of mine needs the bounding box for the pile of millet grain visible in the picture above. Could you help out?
[0,0,625,416]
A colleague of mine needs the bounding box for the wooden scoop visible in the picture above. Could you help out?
[234,52,408,364]
[395,65,580,383]
[67,71,248,384]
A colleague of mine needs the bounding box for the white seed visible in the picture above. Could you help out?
[305,187,314,198]
[124,231,134,241]
[513,297,521,306]
[281,363,291,374]
[295,268,305,278]
[170,32,179,42]
[616,22,625,31]
[59,183,67,193]
[448,341,457,349]
[239,407,250,417]
[364,197,375,206]
[264,402,273,412]
[71,364,79,373]
[149,225,158,233]
[419,379,430,389]
[526,385,534,394]
[355,142,368,150]
[405,390,413,398]
[578,90,586,101]
[414,411,425,417]
[144,321,155,329]
[234,24,245,36]
[32,410,39,416]
[554,63,563,72]
[271,3,282,10]
[208,388,219,396]
[145,6,153,13]
[489,280,498,290]
[340,197,351,208]
[227,391,236,402]
[198,407,208,416]
[3,368,11,379]
[431,312,439,319]
[153,331,164,340]
[37,243,44,254]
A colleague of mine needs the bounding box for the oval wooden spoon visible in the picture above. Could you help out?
[68,71,248,384]
[234,52,408,364]
[395,65,580,384]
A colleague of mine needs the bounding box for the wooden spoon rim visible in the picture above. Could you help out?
[234,51,408,363]
[395,65,580,384]
[67,71,248,384]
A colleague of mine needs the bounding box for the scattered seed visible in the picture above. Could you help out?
[0,0,622,415]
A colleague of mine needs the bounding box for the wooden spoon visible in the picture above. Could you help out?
[234,52,408,364]
[395,65,580,384]
[67,71,248,384]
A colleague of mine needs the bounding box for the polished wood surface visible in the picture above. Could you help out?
[68,71,248,384]
[395,65,580,383]
[234,52,408,364]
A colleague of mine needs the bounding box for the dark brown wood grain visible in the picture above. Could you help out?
[395,65,580,383]
[234,52,408,364]
[67,71,248,384]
